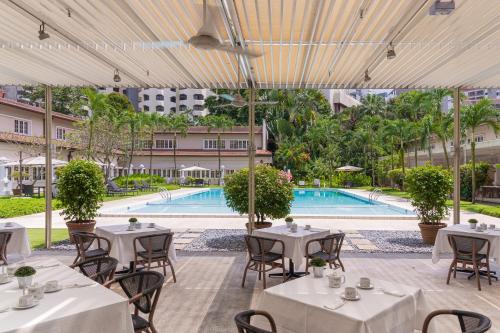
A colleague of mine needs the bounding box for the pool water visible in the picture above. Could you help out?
[122,188,414,216]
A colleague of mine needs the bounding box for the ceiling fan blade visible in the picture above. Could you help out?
[219,94,235,101]
[197,1,218,36]
[217,44,262,58]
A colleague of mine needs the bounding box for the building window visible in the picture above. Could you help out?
[170,96,176,103]
[475,135,484,143]
[143,105,149,112]
[229,139,248,150]
[141,140,153,149]
[170,107,176,112]
[156,139,175,149]
[203,139,225,150]
[156,94,164,101]
[56,127,68,140]
[179,94,187,100]
[113,87,120,92]
[193,105,204,111]
[143,94,149,101]
[180,105,187,111]
[156,105,164,112]
[193,94,204,100]
[170,88,176,92]
[14,119,29,135]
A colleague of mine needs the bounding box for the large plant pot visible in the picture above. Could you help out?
[418,223,447,245]
[12,189,21,196]
[66,220,96,243]
[245,222,273,232]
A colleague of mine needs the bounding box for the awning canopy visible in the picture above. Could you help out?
[0,0,499,89]
[3,156,68,167]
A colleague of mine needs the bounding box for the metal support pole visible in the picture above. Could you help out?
[44,85,53,248]
[453,88,461,225]
[248,87,256,234]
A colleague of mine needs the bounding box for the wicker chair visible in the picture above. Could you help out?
[242,235,285,289]
[0,231,13,265]
[72,232,111,265]
[235,310,277,333]
[133,233,176,282]
[422,310,491,333]
[447,235,492,291]
[72,256,118,286]
[305,233,345,273]
[112,271,165,333]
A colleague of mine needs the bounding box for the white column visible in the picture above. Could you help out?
[453,88,461,225]
[45,85,53,248]
[248,87,256,233]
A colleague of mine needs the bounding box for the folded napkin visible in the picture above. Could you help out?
[381,289,405,297]
[64,283,95,289]
[0,305,10,313]
[34,264,59,269]
[323,300,346,311]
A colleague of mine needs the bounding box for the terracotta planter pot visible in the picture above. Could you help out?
[12,189,21,196]
[418,222,447,245]
[66,220,96,243]
[245,222,272,232]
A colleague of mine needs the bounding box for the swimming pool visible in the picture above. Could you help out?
[114,188,415,217]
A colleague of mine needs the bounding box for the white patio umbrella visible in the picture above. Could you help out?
[180,166,209,172]
[335,165,363,172]
[3,156,68,167]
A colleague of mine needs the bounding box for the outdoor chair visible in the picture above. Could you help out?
[141,180,158,191]
[22,184,34,197]
[0,231,12,265]
[242,235,285,289]
[133,180,146,191]
[72,256,118,286]
[72,232,111,265]
[194,178,204,187]
[234,310,277,333]
[305,233,345,273]
[107,180,137,196]
[133,233,176,282]
[298,180,306,187]
[446,234,492,291]
[110,271,164,333]
[313,179,321,187]
[422,310,491,333]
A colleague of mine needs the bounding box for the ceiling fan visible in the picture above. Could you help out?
[185,0,261,58]
[217,55,278,108]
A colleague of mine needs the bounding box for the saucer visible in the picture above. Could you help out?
[44,285,62,293]
[340,293,361,301]
[0,277,13,285]
[356,283,374,290]
[13,300,39,310]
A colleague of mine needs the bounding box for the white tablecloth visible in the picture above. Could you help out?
[0,223,31,259]
[257,272,430,333]
[254,225,330,267]
[432,224,500,263]
[0,258,133,333]
[95,224,177,265]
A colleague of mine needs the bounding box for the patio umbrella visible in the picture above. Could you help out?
[3,156,68,167]
[180,166,209,172]
[335,165,363,172]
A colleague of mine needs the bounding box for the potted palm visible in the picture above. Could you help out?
[310,257,326,278]
[14,266,36,289]
[405,165,453,245]
[57,160,106,242]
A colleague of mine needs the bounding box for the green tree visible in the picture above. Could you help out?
[164,114,189,181]
[461,99,500,203]
[19,86,86,115]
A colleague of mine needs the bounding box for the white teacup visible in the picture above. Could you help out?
[135,222,142,229]
[359,277,371,288]
[328,274,345,288]
[490,224,496,230]
[45,280,59,292]
[305,225,311,230]
[344,286,358,299]
[28,283,45,300]
[0,273,9,283]
[4,222,12,227]
[18,294,34,307]
[148,222,156,228]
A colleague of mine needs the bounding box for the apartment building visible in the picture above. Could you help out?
[138,88,214,117]
[321,89,361,113]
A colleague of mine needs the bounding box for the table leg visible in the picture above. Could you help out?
[269,258,308,280]
[114,261,143,275]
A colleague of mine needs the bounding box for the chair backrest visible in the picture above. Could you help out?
[422,310,492,333]
[135,233,172,256]
[448,235,489,258]
[244,235,280,259]
[234,310,277,333]
[76,256,118,285]
[141,180,150,187]
[107,181,120,190]
[72,232,105,256]
[313,179,320,186]
[22,184,34,196]
[118,271,164,314]
[0,231,13,254]
[133,180,141,188]
[316,233,345,257]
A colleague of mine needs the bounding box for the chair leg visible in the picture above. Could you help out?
[282,258,286,283]
[446,259,456,284]
[169,260,177,283]
[241,261,251,288]
[162,260,167,276]
[453,261,458,278]
[473,262,481,291]
[485,261,492,286]
[338,259,345,272]
[305,258,309,274]
[262,263,267,289]
[258,265,262,281]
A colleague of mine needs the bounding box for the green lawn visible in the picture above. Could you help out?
[0,184,180,218]
[27,228,69,249]
[362,186,500,218]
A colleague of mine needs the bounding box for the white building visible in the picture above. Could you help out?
[138,88,214,118]
[321,89,361,113]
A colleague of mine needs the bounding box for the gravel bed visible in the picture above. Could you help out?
[183,229,247,252]
[359,230,432,253]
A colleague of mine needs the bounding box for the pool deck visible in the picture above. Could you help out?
[4,188,499,232]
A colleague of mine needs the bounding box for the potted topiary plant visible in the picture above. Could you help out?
[468,218,478,229]
[224,165,294,231]
[285,216,294,228]
[57,159,106,242]
[405,165,453,245]
[14,266,36,289]
[310,257,326,278]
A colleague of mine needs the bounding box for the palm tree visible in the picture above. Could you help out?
[383,119,413,175]
[81,88,109,159]
[143,112,166,185]
[419,114,434,163]
[124,111,148,189]
[461,99,500,203]
[360,94,385,116]
[200,115,235,184]
[165,114,189,182]
[424,89,452,168]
